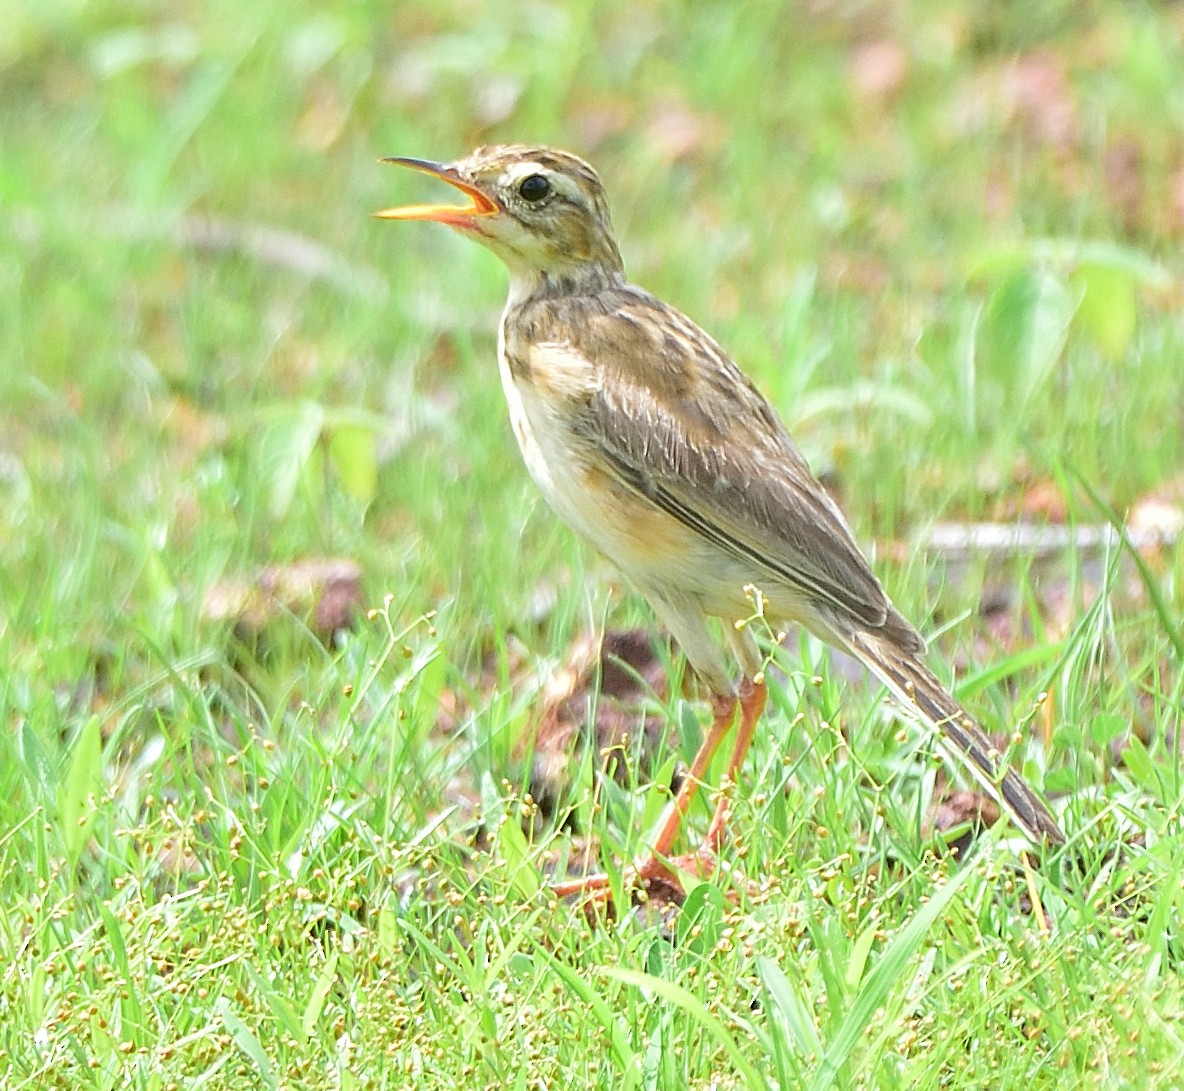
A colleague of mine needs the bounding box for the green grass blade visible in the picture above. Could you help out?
[60,715,103,872]
[218,999,278,1091]
[534,946,638,1074]
[808,864,972,1091]
[758,955,820,1088]
[602,966,771,1091]
[301,950,340,1039]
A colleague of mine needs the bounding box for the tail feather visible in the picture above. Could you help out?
[846,630,1066,846]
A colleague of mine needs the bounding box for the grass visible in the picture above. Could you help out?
[2,0,1184,1086]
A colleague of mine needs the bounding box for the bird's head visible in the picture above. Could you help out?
[375,144,624,290]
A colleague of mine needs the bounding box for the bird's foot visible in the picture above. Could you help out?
[549,847,730,916]
[549,679,768,918]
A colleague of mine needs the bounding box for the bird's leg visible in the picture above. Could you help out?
[551,679,771,904]
[646,677,768,888]
[549,689,739,901]
[701,677,767,855]
[617,679,768,890]
[642,689,739,860]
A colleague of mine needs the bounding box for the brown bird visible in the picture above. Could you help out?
[376,145,1065,902]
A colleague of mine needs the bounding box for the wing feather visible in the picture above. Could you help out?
[511,286,920,646]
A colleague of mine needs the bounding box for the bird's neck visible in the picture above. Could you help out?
[505,262,625,309]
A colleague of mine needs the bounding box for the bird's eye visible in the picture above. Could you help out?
[517,174,551,202]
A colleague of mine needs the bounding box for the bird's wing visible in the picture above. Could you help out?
[521,287,914,640]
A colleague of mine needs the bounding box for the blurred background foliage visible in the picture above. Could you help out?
[3,2,1182,645]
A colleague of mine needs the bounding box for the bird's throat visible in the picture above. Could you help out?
[506,262,625,308]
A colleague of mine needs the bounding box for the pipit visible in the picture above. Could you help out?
[376,145,1066,902]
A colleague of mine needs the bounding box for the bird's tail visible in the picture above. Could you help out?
[845,629,1065,846]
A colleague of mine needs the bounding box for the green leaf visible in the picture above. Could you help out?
[376,904,399,956]
[677,881,728,954]
[301,950,340,1039]
[60,715,103,870]
[642,1008,672,1091]
[1074,263,1137,360]
[535,947,638,1073]
[602,966,771,1091]
[968,238,1167,364]
[759,956,823,1058]
[1119,735,1162,800]
[98,902,145,1037]
[842,922,878,993]
[1043,767,1082,795]
[244,963,304,1042]
[978,268,1075,403]
[1052,723,1084,751]
[1088,713,1128,747]
[327,422,378,505]
[254,401,325,520]
[483,772,541,898]
[408,647,448,745]
[18,721,55,800]
[1141,846,1184,983]
[218,1000,278,1090]
[641,754,681,833]
[967,238,1169,290]
[495,806,542,898]
[956,643,1063,701]
[507,953,535,980]
[808,863,972,1091]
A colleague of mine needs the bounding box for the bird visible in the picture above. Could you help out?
[375,144,1066,903]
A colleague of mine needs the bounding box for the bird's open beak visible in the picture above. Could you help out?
[374,157,498,226]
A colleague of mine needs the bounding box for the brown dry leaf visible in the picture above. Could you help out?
[152,840,205,880]
[1022,480,1069,523]
[984,164,1016,222]
[928,788,1001,858]
[525,628,672,815]
[976,598,1032,657]
[160,395,229,465]
[1129,477,1184,551]
[991,477,1069,524]
[202,558,363,643]
[1170,167,1184,236]
[818,250,891,295]
[877,536,910,568]
[644,100,722,165]
[950,51,1080,153]
[849,39,908,101]
[571,98,633,151]
[1103,135,1145,233]
[1006,51,1079,150]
